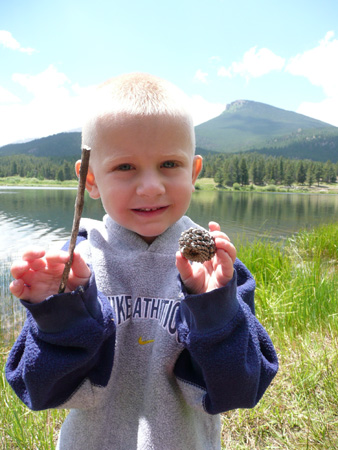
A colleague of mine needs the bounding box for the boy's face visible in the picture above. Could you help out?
[83,114,202,243]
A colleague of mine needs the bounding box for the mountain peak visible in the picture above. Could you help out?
[225,99,251,111]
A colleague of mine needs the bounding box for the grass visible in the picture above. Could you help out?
[0,177,78,187]
[2,175,338,194]
[195,178,338,194]
[1,223,338,449]
[0,349,68,449]
[220,225,338,449]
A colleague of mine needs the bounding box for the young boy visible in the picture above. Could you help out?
[6,73,278,450]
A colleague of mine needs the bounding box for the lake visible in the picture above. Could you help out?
[1,186,338,262]
[1,186,338,341]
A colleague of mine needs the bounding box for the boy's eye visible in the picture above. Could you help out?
[162,161,177,169]
[116,163,133,171]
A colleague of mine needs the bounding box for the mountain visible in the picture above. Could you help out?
[0,132,82,158]
[195,100,338,161]
[1,100,338,162]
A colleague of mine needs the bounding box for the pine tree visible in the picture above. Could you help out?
[239,158,249,185]
[284,163,295,186]
[297,161,306,184]
[214,169,224,187]
[315,165,322,186]
[306,164,315,187]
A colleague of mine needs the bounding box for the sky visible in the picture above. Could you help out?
[1,0,338,147]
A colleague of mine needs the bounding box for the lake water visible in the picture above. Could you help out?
[1,186,338,262]
[1,186,338,341]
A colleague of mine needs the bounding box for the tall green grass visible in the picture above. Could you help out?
[0,260,68,449]
[1,223,338,449]
[222,224,338,449]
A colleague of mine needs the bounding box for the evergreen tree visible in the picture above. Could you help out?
[214,169,224,187]
[323,161,337,183]
[239,158,249,185]
[57,168,65,182]
[297,161,306,184]
[64,162,72,180]
[284,162,295,186]
[278,157,284,184]
[232,156,240,184]
[225,159,235,186]
[10,161,18,176]
[306,164,315,187]
[315,165,322,186]
[251,159,258,185]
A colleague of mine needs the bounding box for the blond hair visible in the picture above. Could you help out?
[82,73,195,149]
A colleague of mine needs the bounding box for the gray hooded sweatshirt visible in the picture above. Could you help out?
[6,215,278,450]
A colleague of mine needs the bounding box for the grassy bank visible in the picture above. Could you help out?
[0,176,78,187]
[1,223,338,449]
[195,177,338,194]
[1,175,338,193]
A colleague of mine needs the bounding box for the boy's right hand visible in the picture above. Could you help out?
[10,247,91,304]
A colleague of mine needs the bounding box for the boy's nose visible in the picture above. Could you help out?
[136,171,166,197]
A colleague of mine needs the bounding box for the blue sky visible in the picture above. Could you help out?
[1,0,338,146]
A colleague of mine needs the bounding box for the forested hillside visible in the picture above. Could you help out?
[1,99,338,183]
[1,150,337,187]
[0,155,77,181]
[200,152,338,187]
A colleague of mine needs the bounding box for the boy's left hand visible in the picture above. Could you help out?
[176,222,236,295]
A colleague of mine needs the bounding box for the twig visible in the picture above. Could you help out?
[58,146,91,293]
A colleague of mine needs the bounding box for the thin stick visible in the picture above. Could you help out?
[58,146,91,293]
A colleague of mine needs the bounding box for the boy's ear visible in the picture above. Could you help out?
[75,160,100,199]
[192,155,203,188]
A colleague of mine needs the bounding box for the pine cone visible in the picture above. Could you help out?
[179,228,216,263]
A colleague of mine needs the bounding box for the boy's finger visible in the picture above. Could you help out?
[208,221,220,232]
[214,250,235,282]
[212,230,231,242]
[71,251,91,279]
[175,251,194,283]
[29,258,48,271]
[45,251,70,268]
[209,223,231,242]
[11,260,30,279]
[10,279,26,299]
[215,238,237,263]
[22,247,46,261]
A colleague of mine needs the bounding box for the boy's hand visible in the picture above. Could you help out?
[10,247,91,304]
[176,222,236,295]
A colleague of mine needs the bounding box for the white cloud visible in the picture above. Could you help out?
[0,86,21,104]
[0,66,226,146]
[194,69,209,84]
[0,30,36,55]
[217,66,232,78]
[218,46,285,80]
[189,95,225,126]
[296,97,338,127]
[209,56,221,63]
[286,31,338,127]
[286,31,338,97]
[0,66,97,146]
[12,65,71,99]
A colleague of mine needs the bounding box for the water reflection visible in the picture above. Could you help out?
[188,190,338,243]
[0,188,104,259]
[1,187,338,260]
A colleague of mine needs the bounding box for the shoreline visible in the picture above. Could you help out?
[195,178,338,194]
[1,176,338,194]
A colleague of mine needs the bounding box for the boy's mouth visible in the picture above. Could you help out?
[132,206,168,214]
[137,207,164,212]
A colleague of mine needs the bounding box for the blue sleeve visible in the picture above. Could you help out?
[5,272,116,411]
[174,258,278,414]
